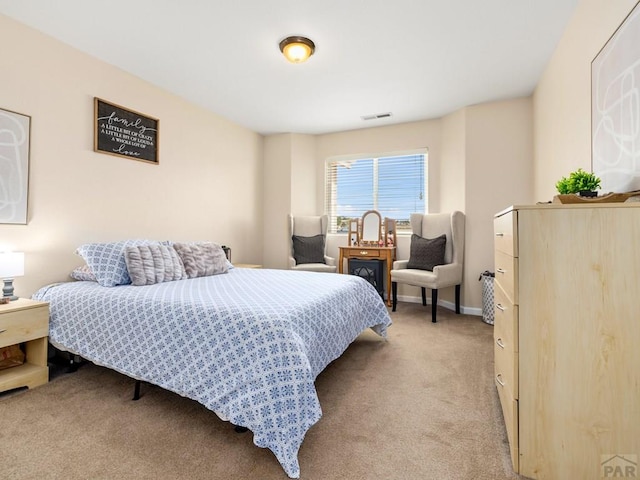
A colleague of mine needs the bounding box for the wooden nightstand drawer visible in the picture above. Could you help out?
[0,304,49,348]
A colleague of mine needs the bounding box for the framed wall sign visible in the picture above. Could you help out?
[94,98,159,164]
[592,1,640,193]
[0,107,31,224]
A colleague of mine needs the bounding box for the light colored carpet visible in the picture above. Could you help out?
[0,302,523,480]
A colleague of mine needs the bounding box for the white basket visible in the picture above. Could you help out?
[479,272,495,325]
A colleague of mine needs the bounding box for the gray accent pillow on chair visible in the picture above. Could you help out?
[407,234,446,271]
[292,234,326,265]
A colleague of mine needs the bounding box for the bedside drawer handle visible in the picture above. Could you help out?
[495,232,504,237]
[496,374,505,387]
[496,303,506,312]
[359,251,369,255]
[496,338,505,349]
[496,268,506,274]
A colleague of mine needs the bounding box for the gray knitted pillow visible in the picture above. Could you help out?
[292,234,326,265]
[173,242,229,278]
[406,234,446,271]
[124,244,186,286]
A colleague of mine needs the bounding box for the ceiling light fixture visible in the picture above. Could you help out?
[279,36,315,64]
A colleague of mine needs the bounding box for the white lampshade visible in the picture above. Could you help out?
[0,252,25,279]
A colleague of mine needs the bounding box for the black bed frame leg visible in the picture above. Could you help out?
[133,380,142,401]
[66,354,83,373]
[234,424,249,433]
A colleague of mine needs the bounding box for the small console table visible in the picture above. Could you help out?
[338,246,395,306]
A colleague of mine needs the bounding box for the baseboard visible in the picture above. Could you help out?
[395,294,482,317]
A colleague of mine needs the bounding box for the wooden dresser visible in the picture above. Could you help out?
[493,204,640,479]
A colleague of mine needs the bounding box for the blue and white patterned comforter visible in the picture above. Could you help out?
[33,268,392,478]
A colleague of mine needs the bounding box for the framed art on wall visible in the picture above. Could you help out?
[94,98,159,164]
[0,107,31,225]
[592,1,640,193]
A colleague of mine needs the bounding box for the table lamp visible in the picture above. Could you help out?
[0,252,25,301]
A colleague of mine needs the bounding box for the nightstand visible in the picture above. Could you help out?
[0,298,49,392]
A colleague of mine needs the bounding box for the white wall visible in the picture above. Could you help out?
[0,14,263,297]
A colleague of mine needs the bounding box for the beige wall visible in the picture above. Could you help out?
[262,134,292,269]
[465,98,533,308]
[0,15,263,297]
[291,134,317,215]
[533,0,638,200]
[262,133,318,270]
[440,109,467,214]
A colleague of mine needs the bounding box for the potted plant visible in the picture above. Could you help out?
[555,168,601,197]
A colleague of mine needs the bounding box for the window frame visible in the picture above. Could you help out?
[324,149,428,235]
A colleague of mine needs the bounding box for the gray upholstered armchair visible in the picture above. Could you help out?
[288,214,337,273]
[390,211,465,322]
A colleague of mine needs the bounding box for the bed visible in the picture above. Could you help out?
[32,265,392,478]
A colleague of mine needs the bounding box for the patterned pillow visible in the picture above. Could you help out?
[124,244,187,286]
[173,242,229,278]
[76,239,158,287]
[69,264,97,282]
[406,234,446,271]
[292,234,325,265]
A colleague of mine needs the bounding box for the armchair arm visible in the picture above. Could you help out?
[288,256,296,269]
[431,263,463,286]
[392,259,409,270]
[325,255,336,267]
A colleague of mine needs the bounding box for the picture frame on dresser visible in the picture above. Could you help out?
[0,107,31,225]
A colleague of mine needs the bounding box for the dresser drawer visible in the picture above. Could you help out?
[495,250,518,304]
[0,305,49,348]
[494,210,518,257]
[495,323,518,399]
[495,373,519,473]
[343,248,382,258]
[494,284,518,354]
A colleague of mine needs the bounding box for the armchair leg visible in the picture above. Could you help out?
[455,284,461,314]
[421,287,426,306]
[392,282,398,312]
[431,289,438,323]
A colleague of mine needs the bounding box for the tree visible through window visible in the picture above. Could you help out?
[325,151,428,233]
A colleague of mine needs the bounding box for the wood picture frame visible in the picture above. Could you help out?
[0,107,31,224]
[94,98,159,164]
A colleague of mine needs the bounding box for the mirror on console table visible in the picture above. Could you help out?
[360,210,382,246]
[339,210,396,306]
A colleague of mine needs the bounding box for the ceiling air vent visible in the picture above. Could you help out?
[361,112,392,121]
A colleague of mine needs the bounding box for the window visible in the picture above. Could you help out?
[324,150,427,233]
